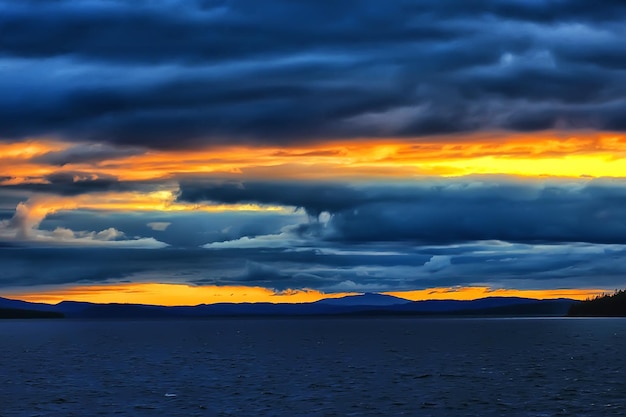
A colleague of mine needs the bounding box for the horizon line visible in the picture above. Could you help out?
[1,283,604,307]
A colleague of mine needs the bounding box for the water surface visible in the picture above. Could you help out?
[1,318,625,416]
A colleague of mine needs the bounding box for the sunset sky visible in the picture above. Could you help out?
[1,0,625,305]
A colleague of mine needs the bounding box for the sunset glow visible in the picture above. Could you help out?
[385,287,605,302]
[2,0,626,306]
[3,133,626,189]
[6,283,356,306]
[5,283,602,306]
[4,4,626,417]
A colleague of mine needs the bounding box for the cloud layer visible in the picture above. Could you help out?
[1,0,625,148]
[179,178,626,245]
[0,176,624,292]
[1,1,624,296]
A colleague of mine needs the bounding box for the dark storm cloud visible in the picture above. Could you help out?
[3,242,626,291]
[1,0,625,148]
[0,246,417,288]
[178,178,626,245]
[178,180,372,217]
[0,0,462,63]
[0,247,225,287]
[0,190,30,210]
[2,172,156,196]
[2,0,624,64]
[233,261,290,285]
[33,144,144,166]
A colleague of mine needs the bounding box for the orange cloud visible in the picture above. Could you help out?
[94,131,626,180]
[0,140,69,182]
[3,132,626,187]
[2,131,626,219]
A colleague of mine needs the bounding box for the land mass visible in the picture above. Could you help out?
[568,290,626,317]
[0,307,64,319]
[0,293,577,319]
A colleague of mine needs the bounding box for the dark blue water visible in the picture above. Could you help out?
[1,318,625,416]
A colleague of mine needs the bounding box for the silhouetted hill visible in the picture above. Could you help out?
[452,299,575,316]
[0,296,58,312]
[75,303,175,319]
[568,290,626,317]
[383,296,567,313]
[0,307,64,319]
[0,294,578,318]
[55,301,98,316]
[315,293,411,306]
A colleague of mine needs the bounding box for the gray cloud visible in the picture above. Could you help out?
[3,172,161,196]
[178,180,369,217]
[1,241,625,292]
[5,176,626,290]
[0,0,624,148]
[40,209,304,248]
[178,178,626,245]
[33,143,144,166]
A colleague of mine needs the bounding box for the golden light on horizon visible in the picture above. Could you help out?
[5,283,356,306]
[4,283,604,306]
[384,286,605,301]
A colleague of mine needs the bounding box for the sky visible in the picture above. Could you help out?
[1,0,626,305]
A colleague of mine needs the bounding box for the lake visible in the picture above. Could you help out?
[1,318,625,416]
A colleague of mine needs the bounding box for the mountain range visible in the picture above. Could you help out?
[0,293,578,319]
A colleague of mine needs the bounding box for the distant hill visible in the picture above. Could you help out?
[315,293,411,306]
[450,299,574,317]
[0,296,58,312]
[0,293,579,319]
[384,296,575,315]
[568,290,626,317]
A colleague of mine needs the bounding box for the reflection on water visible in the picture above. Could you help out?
[1,318,625,416]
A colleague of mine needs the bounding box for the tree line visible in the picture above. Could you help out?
[568,289,626,317]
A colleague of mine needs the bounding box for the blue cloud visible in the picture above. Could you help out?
[0,0,625,147]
